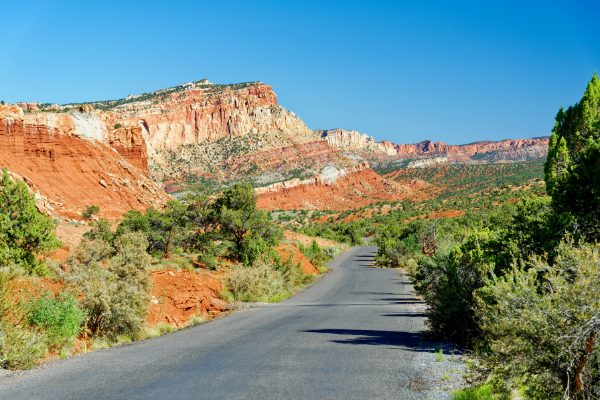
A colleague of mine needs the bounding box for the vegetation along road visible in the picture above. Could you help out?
[0,245,429,399]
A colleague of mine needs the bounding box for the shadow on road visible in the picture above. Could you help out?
[376,298,425,305]
[381,312,428,318]
[302,328,422,348]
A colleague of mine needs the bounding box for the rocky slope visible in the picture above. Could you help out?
[0,104,169,220]
[256,162,424,210]
[57,80,351,188]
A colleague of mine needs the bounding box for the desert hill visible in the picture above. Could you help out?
[10,79,550,212]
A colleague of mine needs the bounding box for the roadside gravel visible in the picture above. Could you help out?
[414,340,467,399]
[403,268,467,399]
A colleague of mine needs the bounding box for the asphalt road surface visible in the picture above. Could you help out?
[0,245,428,399]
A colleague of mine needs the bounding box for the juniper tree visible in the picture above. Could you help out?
[0,168,59,275]
[545,73,600,239]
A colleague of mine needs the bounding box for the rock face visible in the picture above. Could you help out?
[60,80,325,186]
[316,128,377,150]
[0,104,169,220]
[109,125,148,170]
[256,162,423,211]
[95,81,314,153]
[16,102,41,111]
[406,157,447,168]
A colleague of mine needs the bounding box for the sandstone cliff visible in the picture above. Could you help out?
[316,128,378,151]
[91,81,317,153]
[63,81,346,187]
[109,125,148,170]
[0,104,168,220]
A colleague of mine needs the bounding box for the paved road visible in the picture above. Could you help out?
[0,246,427,399]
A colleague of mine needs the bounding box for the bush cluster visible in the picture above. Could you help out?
[224,255,311,303]
[26,291,85,349]
[53,232,153,340]
[376,74,600,399]
[298,240,347,274]
[87,183,282,267]
[0,168,60,275]
[0,270,46,369]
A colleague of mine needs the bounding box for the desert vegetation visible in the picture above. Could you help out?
[0,182,329,369]
[371,74,600,399]
[259,74,600,399]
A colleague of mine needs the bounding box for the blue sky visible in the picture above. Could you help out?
[1,0,598,145]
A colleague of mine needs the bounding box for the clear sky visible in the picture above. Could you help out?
[1,0,598,145]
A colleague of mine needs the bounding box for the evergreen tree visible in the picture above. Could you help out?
[215,183,281,266]
[545,72,600,239]
[0,168,59,274]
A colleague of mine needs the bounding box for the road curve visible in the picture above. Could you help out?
[0,245,427,399]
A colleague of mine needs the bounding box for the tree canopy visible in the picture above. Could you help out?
[0,168,59,275]
[545,72,600,239]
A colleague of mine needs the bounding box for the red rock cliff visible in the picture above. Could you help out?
[109,125,148,171]
[0,104,168,220]
[320,128,549,163]
[96,82,315,153]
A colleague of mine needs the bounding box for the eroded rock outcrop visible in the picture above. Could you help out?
[96,82,316,154]
[317,128,378,150]
[0,104,169,220]
[16,102,41,111]
[256,162,423,211]
[109,125,148,171]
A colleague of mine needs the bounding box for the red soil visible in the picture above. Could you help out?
[147,270,226,328]
[0,104,170,221]
[275,244,319,275]
[283,231,340,248]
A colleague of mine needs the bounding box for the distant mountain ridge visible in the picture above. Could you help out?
[317,128,549,166]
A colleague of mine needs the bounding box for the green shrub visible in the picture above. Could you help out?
[413,231,491,347]
[545,73,600,241]
[26,291,85,348]
[309,251,331,273]
[198,252,217,270]
[451,384,506,400]
[299,240,332,273]
[323,246,338,259]
[224,254,311,302]
[82,205,100,221]
[83,218,114,244]
[277,255,312,288]
[54,232,152,340]
[475,239,600,399]
[0,270,46,369]
[224,261,283,302]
